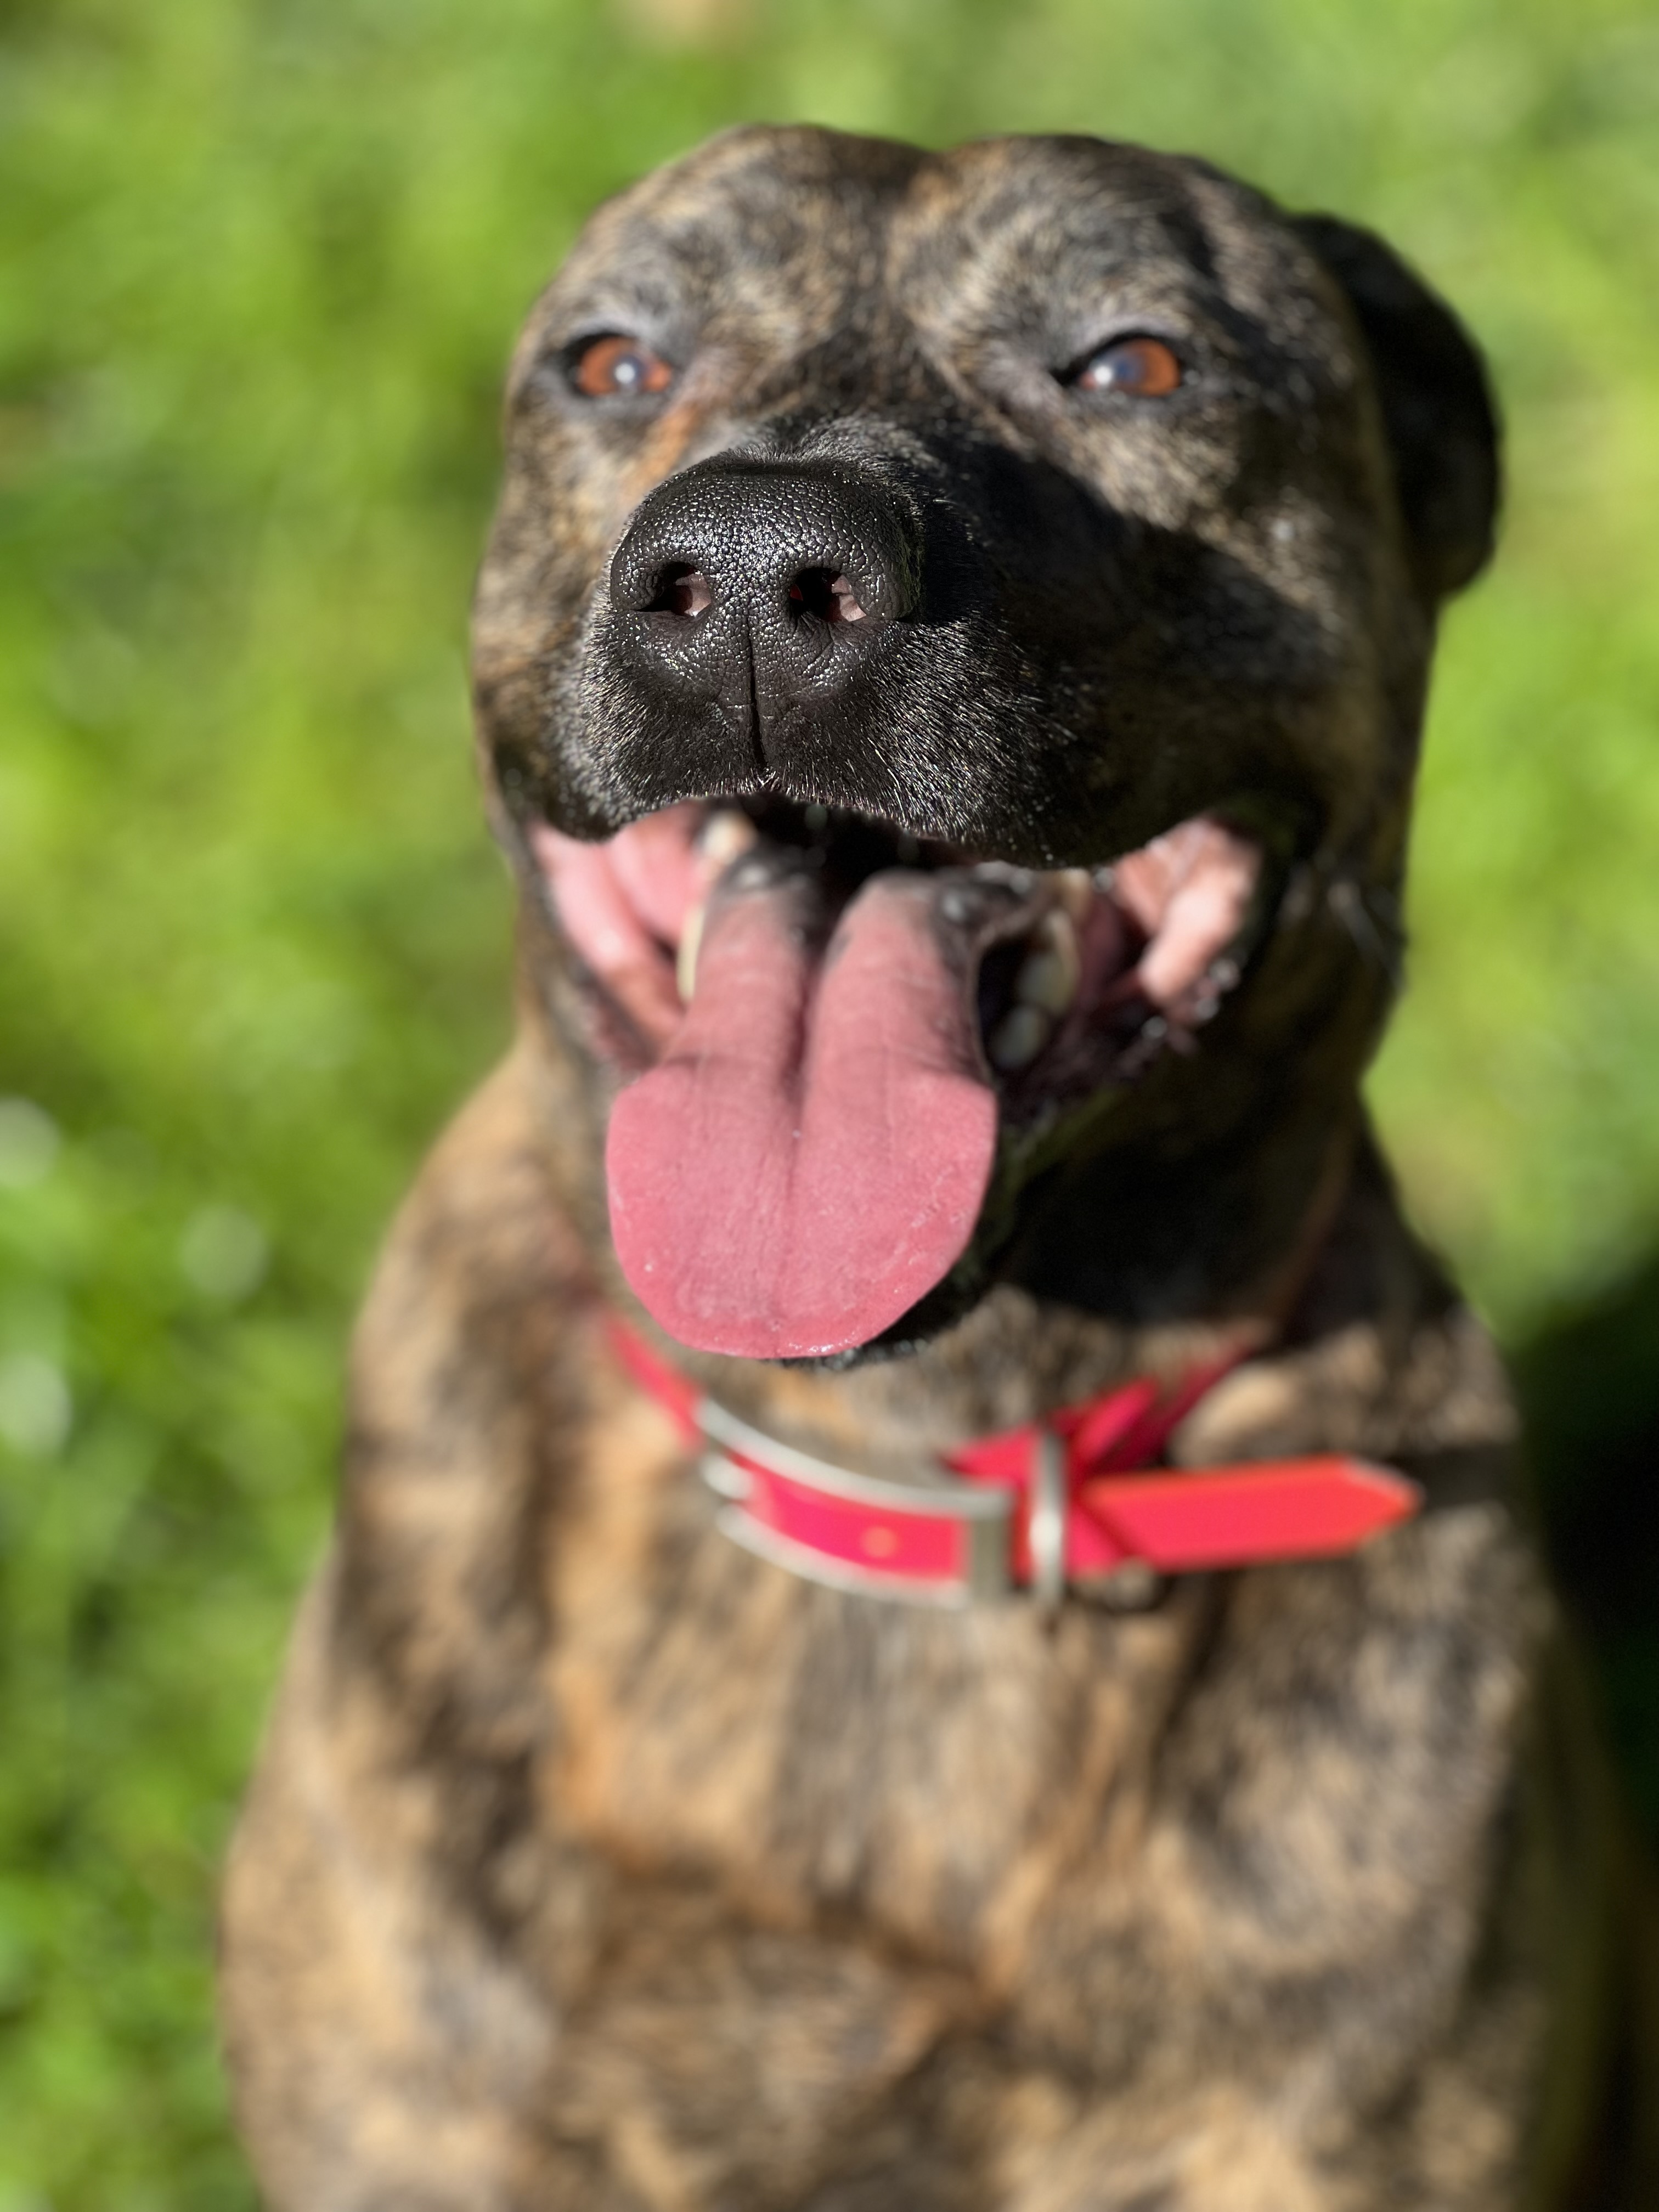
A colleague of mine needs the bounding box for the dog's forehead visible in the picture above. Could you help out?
[893,138,1321,353]
[535,126,1322,360]
[534,127,918,357]
[898,134,1226,278]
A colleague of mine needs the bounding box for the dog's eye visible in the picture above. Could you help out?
[567,334,676,400]
[1073,336,1183,398]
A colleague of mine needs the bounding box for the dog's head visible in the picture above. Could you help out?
[473,127,1497,1365]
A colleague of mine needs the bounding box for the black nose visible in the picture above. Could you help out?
[606,455,922,763]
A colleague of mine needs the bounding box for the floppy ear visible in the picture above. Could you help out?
[1294,213,1501,601]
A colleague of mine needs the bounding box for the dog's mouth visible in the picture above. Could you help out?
[529,798,1266,1360]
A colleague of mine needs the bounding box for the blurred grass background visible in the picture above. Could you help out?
[1,0,1657,2201]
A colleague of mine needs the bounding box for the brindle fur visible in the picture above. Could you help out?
[222,128,1659,2208]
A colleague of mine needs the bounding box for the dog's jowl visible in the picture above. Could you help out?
[221,128,1658,2210]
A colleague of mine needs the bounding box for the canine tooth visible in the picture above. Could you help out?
[988,1003,1050,1071]
[1051,868,1094,923]
[973,861,1035,895]
[698,809,758,868]
[677,901,705,1002]
[728,853,774,894]
[1014,911,1080,1015]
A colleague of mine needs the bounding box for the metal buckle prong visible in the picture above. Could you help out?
[1028,1427,1067,1622]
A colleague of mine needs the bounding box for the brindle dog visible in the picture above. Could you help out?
[221,127,1659,2209]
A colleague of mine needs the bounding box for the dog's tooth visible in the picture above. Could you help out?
[698,809,758,868]
[1014,910,1080,1015]
[987,1003,1051,1071]
[727,852,777,895]
[973,860,1035,896]
[1050,868,1094,924]
[676,901,705,1003]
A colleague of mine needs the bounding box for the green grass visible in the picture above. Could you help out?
[2,1,1657,2200]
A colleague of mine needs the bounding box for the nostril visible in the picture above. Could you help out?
[645,562,714,618]
[787,567,867,625]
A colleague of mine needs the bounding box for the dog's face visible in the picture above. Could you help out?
[473,127,1497,1365]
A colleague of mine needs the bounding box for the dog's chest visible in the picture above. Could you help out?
[546,1436,1204,1953]
[532,1402,1538,2067]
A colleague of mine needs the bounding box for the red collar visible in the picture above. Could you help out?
[606,1316,1419,1611]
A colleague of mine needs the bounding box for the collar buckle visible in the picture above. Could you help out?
[697,1397,1014,1607]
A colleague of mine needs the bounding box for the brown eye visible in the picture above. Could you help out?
[1074,335,1183,398]
[568,332,676,399]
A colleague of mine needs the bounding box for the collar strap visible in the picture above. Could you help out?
[606,1316,1420,1611]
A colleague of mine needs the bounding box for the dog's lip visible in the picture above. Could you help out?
[525,797,1266,1099]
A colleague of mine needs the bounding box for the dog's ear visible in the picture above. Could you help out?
[1294,213,1500,601]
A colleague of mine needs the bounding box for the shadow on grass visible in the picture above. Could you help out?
[1513,1255,1659,1853]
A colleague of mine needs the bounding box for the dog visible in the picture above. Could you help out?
[221,126,1659,2209]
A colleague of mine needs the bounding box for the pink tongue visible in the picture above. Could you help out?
[606,871,997,1358]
